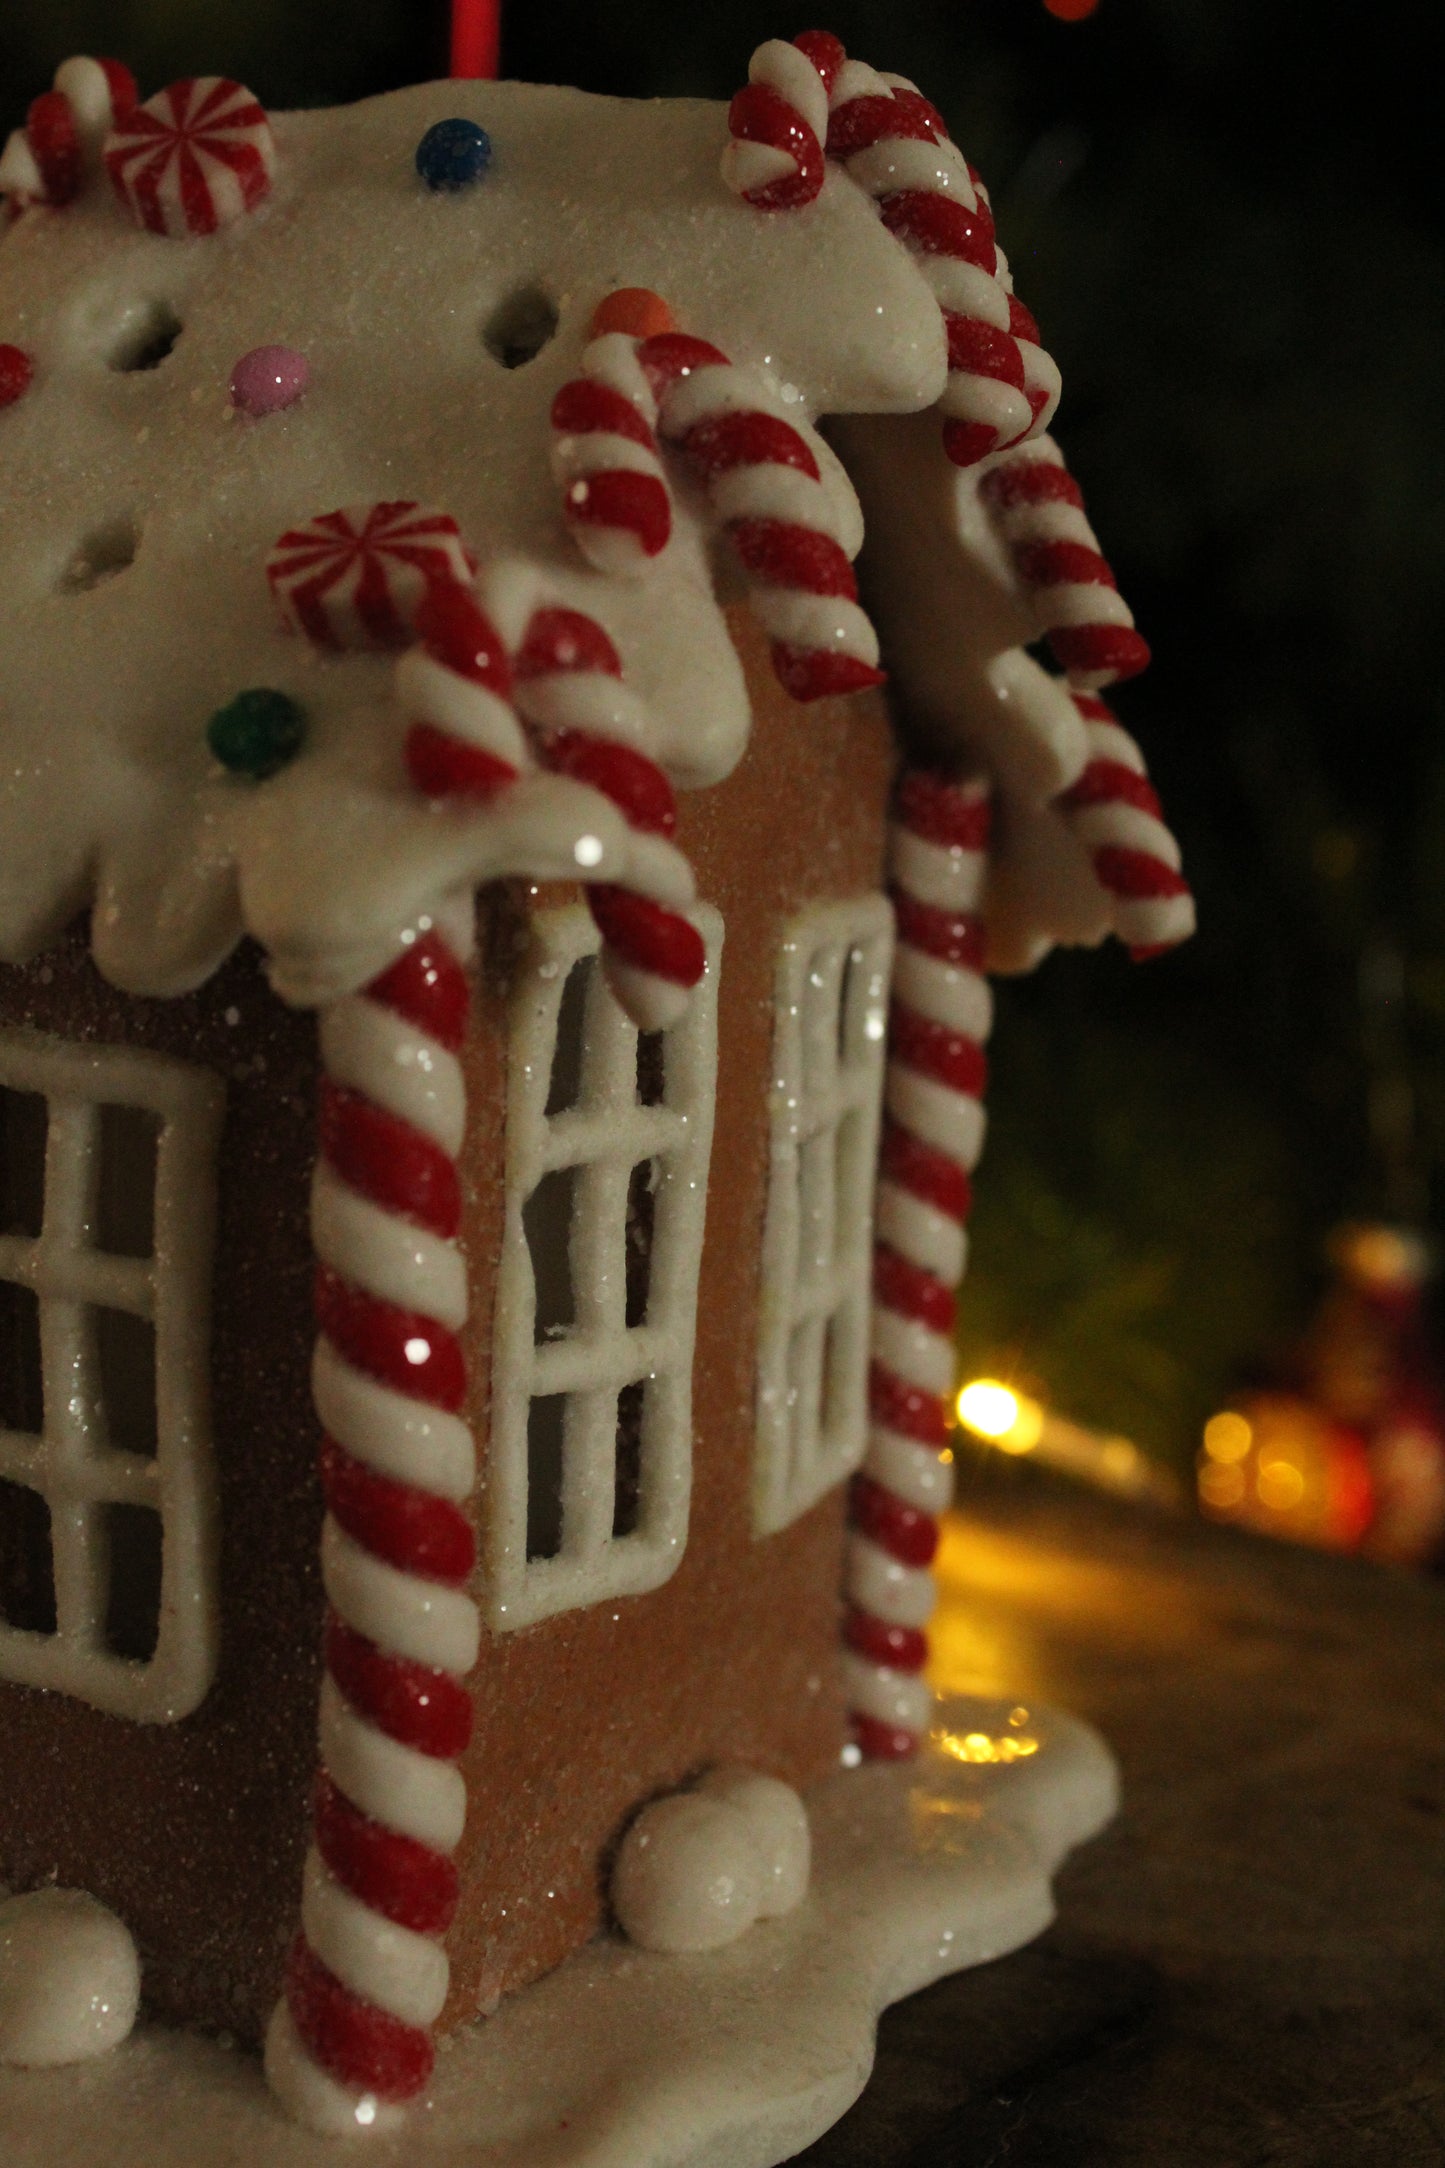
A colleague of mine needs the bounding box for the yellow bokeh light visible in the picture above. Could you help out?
[932,1726,1040,1765]
[1256,1459,1306,1511]
[1198,1460,1246,1511]
[956,1380,1044,1452]
[1203,1411,1253,1464]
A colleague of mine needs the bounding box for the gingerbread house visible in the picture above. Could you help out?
[0,35,1191,2138]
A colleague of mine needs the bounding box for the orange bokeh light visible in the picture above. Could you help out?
[1044,0,1100,19]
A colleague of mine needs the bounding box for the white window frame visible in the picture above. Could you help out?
[0,1031,224,1721]
[486,903,721,1630]
[754,896,893,1535]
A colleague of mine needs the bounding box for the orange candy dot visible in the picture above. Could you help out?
[588,288,677,340]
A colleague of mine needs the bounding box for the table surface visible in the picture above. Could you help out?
[798,1458,1445,2168]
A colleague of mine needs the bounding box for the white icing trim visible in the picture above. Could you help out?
[320,1517,480,1673]
[300,1853,449,2029]
[319,1678,468,1852]
[485,904,721,1630]
[311,1166,468,1330]
[0,1030,223,1724]
[311,1341,476,1500]
[754,896,894,1537]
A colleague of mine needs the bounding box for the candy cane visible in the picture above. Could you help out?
[1061,692,1194,959]
[0,55,136,216]
[266,929,480,2132]
[400,579,531,801]
[550,294,675,575]
[636,329,882,701]
[845,771,992,1759]
[512,603,706,1031]
[978,438,1151,690]
[722,34,1058,465]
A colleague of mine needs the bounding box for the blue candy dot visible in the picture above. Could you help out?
[416,118,493,194]
[207,688,306,780]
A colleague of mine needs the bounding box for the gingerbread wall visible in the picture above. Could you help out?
[446,611,897,2017]
[0,610,897,2043]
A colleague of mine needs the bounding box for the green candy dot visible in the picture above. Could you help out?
[207,688,306,780]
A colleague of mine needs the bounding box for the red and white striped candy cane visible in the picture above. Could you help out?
[637,328,883,702]
[550,332,673,574]
[1061,691,1194,959]
[268,504,476,654]
[266,928,480,2131]
[512,604,706,1031]
[718,30,843,210]
[845,770,992,1759]
[104,75,275,238]
[0,55,136,215]
[400,579,531,801]
[978,438,1151,690]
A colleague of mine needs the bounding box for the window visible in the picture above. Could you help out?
[0,1032,224,1721]
[487,905,721,1629]
[754,897,893,1535]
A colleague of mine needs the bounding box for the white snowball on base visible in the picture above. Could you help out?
[0,1889,140,2066]
[696,1768,811,1917]
[612,1794,764,1953]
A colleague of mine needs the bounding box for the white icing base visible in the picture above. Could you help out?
[0,1890,140,2068]
[0,1695,1115,2165]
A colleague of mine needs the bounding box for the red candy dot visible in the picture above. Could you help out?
[0,346,34,409]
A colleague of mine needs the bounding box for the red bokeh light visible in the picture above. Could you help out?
[1044,0,1101,20]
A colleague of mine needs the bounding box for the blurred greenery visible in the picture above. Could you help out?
[3,1,1441,1472]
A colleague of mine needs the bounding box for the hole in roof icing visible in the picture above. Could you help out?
[59,517,139,594]
[107,299,183,374]
[483,283,559,370]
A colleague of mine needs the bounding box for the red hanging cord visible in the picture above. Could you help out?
[451,0,501,80]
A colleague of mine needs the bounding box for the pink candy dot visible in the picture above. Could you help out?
[229,344,310,417]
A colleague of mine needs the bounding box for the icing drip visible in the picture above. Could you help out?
[267,931,480,2129]
[847,772,993,1759]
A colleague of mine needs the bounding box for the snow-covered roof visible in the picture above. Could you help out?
[0,66,1159,1007]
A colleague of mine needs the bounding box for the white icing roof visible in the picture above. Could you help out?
[0,73,1108,1005]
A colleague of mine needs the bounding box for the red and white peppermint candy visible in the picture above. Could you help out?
[1060,692,1194,958]
[105,76,275,238]
[513,605,706,1031]
[0,55,136,216]
[847,771,993,1759]
[979,438,1151,690]
[400,580,531,802]
[268,504,476,654]
[637,328,882,702]
[551,331,673,574]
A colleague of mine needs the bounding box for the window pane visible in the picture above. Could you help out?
[103,1502,163,1661]
[545,956,594,1116]
[0,1280,44,1435]
[636,1029,666,1108]
[0,1478,56,1635]
[625,1160,657,1329]
[0,1085,47,1239]
[95,1103,160,1257]
[614,1380,646,1538]
[524,1167,577,1343]
[92,1307,159,1457]
[526,1394,567,1560]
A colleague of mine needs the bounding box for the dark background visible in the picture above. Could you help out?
[4,0,1441,1476]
